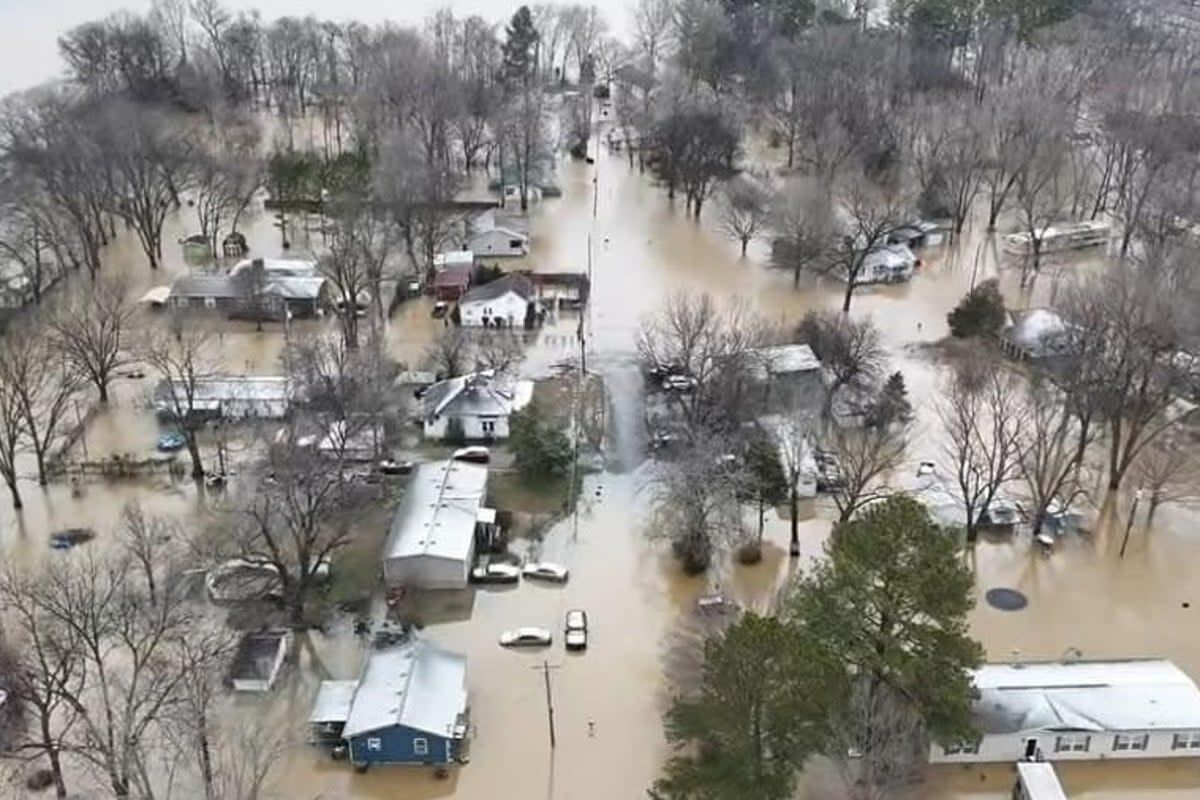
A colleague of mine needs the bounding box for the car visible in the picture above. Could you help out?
[565,609,588,650]
[49,528,95,550]
[499,627,553,647]
[522,562,569,583]
[649,432,679,452]
[206,558,331,602]
[453,446,491,464]
[431,301,449,319]
[378,458,415,475]
[470,563,521,584]
[412,384,432,400]
[916,460,936,477]
[156,431,186,452]
[661,374,698,392]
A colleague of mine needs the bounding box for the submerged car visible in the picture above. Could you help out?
[49,528,96,550]
[661,374,698,392]
[452,446,491,464]
[470,563,521,584]
[499,627,553,647]
[156,431,186,452]
[565,609,588,651]
[522,562,569,583]
[378,458,415,475]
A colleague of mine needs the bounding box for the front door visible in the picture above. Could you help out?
[1023,737,1039,760]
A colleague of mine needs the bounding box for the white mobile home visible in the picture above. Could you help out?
[381,460,493,590]
[845,244,917,285]
[930,659,1200,765]
[1003,220,1111,256]
[467,227,529,258]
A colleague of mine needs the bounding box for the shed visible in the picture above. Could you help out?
[467,227,528,258]
[434,251,474,270]
[339,639,469,766]
[228,630,292,692]
[930,659,1200,765]
[432,265,472,301]
[309,679,359,745]
[382,460,492,590]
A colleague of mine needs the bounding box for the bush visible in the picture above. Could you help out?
[509,404,573,480]
[947,279,1006,339]
[472,264,504,286]
[445,417,466,446]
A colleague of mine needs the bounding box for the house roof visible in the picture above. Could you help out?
[384,460,488,564]
[422,370,534,420]
[170,274,241,299]
[155,376,291,406]
[469,226,528,244]
[972,659,1200,735]
[229,258,318,278]
[1004,308,1071,352]
[169,273,327,301]
[340,638,468,739]
[460,273,534,305]
[752,344,821,377]
[309,680,359,724]
[433,266,471,288]
[229,631,288,681]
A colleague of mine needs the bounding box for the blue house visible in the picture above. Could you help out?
[309,638,469,767]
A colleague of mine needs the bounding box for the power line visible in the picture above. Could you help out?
[532,660,562,750]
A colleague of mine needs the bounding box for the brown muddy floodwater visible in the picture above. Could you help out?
[4,119,1200,799]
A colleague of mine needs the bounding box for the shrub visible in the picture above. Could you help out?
[947,279,1006,339]
[509,404,573,480]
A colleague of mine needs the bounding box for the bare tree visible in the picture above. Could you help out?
[1011,133,1070,284]
[717,175,770,256]
[1015,386,1090,538]
[830,180,909,313]
[828,678,927,800]
[1133,434,1200,529]
[50,281,134,404]
[773,409,814,557]
[473,332,526,374]
[190,122,262,257]
[771,176,835,287]
[118,500,180,607]
[0,326,84,484]
[0,353,27,508]
[141,328,217,479]
[648,439,746,573]
[795,311,886,419]
[0,567,85,799]
[939,358,1025,546]
[828,421,909,524]
[424,328,474,379]
[231,442,357,627]
[634,0,673,75]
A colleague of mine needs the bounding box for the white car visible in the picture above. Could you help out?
[452,446,491,464]
[205,558,330,602]
[499,627,553,647]
[522,562,569,583]
[662,374,698,392]
[565,609,588,651]
[470,563,521,584]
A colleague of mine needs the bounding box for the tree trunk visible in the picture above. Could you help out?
[185,436,205,479]
[6,476,23,509]
[842,279,854,313]
[788,488,799,556]
[40,715,68,799]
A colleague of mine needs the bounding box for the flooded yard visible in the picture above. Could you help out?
[3,123,1200,800]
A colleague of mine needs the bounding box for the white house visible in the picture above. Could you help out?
[457,274,537,328]
[422,370,534,441]
[847,244,917,285]
[381,460,492,589]
[467,227,528,258]
[930,659,1200,765]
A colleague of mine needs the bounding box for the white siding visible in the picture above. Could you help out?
[929,730,1200,765]
[468,229,528,257]
[459,291,528,327]
[424,413,511,441]
[382,552,472,590]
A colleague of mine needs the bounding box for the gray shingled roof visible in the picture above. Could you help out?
[461,273,533,304]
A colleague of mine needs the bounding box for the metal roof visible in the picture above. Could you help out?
[422,370,533,421]
[972,659,1200,735]
[309,680,359,724]
[341,639,468,739]
[752,344,821,376]
[384,460,488,563]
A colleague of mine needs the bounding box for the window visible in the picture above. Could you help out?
[481,420,496,435]
[1054,734,1090,753]
[941,740,980,756]
[413,737,429,756]
[1172,731,1200,750]
[1113,733,1148,752]
[366,737,382,752]
[510,239,523,249]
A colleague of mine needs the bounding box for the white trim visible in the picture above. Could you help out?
[413,736,429,756]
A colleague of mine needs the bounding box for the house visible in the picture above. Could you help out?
[749,344,825,412]
[1002,308,1076,361]
[167,273,329,319]
[467,227,528,258]
[457,274,538,328]
[846,244,918,285]
[381,460,494,589]
[154,376,292,421]
[309,637,469,766]
[432,265,472,301]
[930,659,1200,765]
[422,370,534,441]
[228,630,292,693]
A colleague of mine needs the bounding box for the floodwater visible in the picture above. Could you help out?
[3,111,1200,800]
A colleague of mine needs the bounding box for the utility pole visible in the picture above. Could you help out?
[1119,487,1143,559]
[533,661,561,749]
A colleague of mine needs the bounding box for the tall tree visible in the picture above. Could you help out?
[141,328,217,479]
[50,281,134,404]
[502,6,540,86]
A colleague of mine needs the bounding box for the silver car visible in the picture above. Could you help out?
[565,609,588,651]
[522,562,569,583]
[499,627,553,647]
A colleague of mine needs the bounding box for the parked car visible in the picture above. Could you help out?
[470,563,521,584]
[649,431,680,452]
[378,458,415,475]
[412,384,433,400]
[431,301,449,318]
[565,609,588,651]
[661,374,698,392]
[453,446,491,464]
[206,558,331,602]
[916,460,936,477]
[522,562,569,583]
[499,627,553,647]
[49,528,95,550]
[156,431,186,452]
